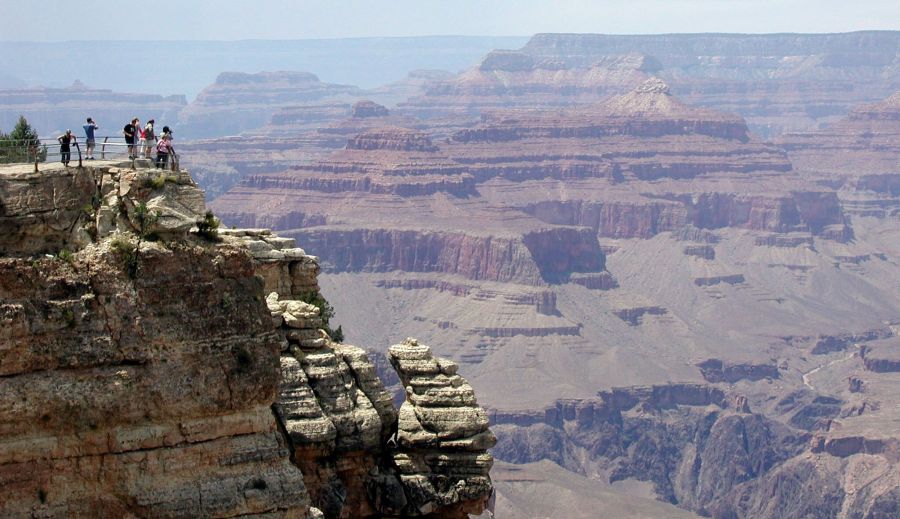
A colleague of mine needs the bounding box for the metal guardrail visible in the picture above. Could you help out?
[0,136,179,171]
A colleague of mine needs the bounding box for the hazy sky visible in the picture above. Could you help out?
[2,0,898,40]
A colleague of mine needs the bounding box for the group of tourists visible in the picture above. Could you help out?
[122,117,175,168]
[56,117,175,169]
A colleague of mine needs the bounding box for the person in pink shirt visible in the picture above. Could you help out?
[155,134,173,169]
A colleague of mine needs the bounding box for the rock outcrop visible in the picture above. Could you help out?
[387,339,495,517]
[0,161,494,518]
[178,71,362,138]
[0,161,311,517]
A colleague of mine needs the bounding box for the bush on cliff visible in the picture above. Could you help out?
[196,211,220,241]
[299,291,344,343]
[110,235,139,278]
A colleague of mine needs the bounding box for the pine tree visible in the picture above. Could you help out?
[0,115,45,163]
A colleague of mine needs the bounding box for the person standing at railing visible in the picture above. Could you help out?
[83,117,98,160]
[57,129,76,166]
[155,133,173,169]
[142,119,156,159]
[123,118,137,159]
[137,118,147,158]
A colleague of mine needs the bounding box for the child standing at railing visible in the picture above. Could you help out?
[136,119,146,158]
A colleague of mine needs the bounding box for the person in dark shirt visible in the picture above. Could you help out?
[83,117,98,159]
[142,119,156,159]
[57,129,76,166]
[123,118,137,158]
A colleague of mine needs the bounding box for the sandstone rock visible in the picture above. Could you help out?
[386,338,495,517]
[178,71,362,138]
[0,161,314,517]
[351,100,390,118]
[0,161,495,519]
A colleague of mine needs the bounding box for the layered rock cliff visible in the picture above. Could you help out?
[404,31,900,137]
[178,71,363,138]
[0,160,494,518]
[203,72,900,518]
[490,384,900,519]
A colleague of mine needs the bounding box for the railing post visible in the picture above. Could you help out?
[101,137,108,160]
[75,142,82,168]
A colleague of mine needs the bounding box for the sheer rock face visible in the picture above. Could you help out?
[0,162,494,519]
[223,230,496,517]
[0,162,314,518]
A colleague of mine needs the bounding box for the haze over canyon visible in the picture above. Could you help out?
[1,29,899,519]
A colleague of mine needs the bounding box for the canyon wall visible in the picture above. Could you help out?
[0,160,494,518]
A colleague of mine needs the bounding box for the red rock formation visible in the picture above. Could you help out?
[778,92,900,223]
[406,32,900,137]
[400,51,652,119]
[351,100,390,118]
[178,71,362,138]
[289,226,604,286]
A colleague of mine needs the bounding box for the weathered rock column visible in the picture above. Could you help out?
[388,338,495,518]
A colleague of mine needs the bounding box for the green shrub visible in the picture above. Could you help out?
[63,308,76,328]
[57,249,74,263]
[110,235,139,278]
[133,202,160,239]
[196,210,220,241]
[298,291,344,343]
[144,173,177,190]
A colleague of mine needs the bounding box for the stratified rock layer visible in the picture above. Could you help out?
[0,161,313,518]
[0,80,185,136]
[0,161,494,519]
[388,338,495,518]
[178,71,362,138]
[404,31,900,137]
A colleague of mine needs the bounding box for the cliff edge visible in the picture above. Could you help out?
[0,160,494,518]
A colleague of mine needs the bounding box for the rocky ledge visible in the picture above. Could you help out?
[0,161,494,518]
